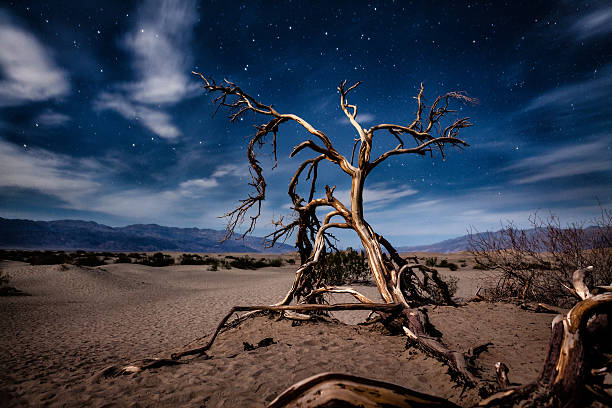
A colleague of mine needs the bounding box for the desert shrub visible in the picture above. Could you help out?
[138,252,175,267]
[226,255,282,269]
[29,251,70,265]
[286,258,296,264]
[115,253,132,263]
[469,209,612,307]
[424,258,458,271]
[128,252,144,259]
[313,248,370,286]
[74,254,105,267]
[460,263,467,268]
[266,258,283,267]
[180,253,205,265]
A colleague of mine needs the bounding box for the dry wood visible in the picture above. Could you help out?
[171,303,403,360]
[193,72,473,309]
[267,372,460,408]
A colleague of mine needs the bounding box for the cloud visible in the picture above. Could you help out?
[94,0,199,140]
[179,178,218,190]
[121,0,199,105]
[0,139,99,202]
[36,110,70,127]
[0,11,69,107]
[212,164,247,178]
[94,92,181,140]
[571,5,612,40]
[334,183,418,209]
[337,112,376,125]
[503,137,612,184]
[0,138,248,225]
[178,164,247,195]
[524,64,612,112]
[357,184,612,246]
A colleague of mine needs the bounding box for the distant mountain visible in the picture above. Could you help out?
[397,226,605,254]
[396,234,475,254]
[0,218,294,253]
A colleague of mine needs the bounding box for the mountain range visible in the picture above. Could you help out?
[0,218,293,253]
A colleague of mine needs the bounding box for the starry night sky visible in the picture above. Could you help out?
[0,0,611,247]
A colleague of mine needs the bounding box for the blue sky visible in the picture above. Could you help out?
[0,0,611,247]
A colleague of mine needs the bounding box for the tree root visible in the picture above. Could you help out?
[100,358,187,378]
[399,308,479,387]
[170,302,403,360]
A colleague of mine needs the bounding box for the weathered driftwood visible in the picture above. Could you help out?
[267,372,460,408]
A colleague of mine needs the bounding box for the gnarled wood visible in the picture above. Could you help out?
[267,372,460,408]
[170,303,403,360]
[194,72,473,309]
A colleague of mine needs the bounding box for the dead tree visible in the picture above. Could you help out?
[102,75,482,385]
[169,73,482,384]
[192,72,475,308]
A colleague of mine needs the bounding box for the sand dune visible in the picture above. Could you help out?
[1,256,554,407]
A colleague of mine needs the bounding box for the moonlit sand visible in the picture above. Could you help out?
[1,253,555,407]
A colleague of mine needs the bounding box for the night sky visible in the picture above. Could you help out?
[0,0,611,247]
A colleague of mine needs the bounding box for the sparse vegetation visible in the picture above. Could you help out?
[469,209,612,307]
[137,252,175,267]
[115,253,132,263]
[425,256,458,271]
[312,248,371,286]
[74,254,105,267]
[225,255,283,269]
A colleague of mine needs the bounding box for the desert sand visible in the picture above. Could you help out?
[1,253,556,407]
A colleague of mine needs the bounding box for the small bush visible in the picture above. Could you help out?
[313,248,370,286]
[180,253,205,265]
[115,253,132,263]
[425,257,438,267]
[74,254,105,267]
[29,251,70,265]
[138,252,175,267]
[227,255,283,269]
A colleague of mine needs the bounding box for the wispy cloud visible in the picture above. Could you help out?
[0,139,100,202]
[94,0,199,140]
[334,183,418,209]
[358,185,611,245]
[337,112,376,125]
[0,11,69,107]
[0,138,245,225]
[572,4,612,40]
[179,177,218,190]
[36,109,70,127]
[524,64,612,112]
[94,92,181,140]
[503,137,612,184]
